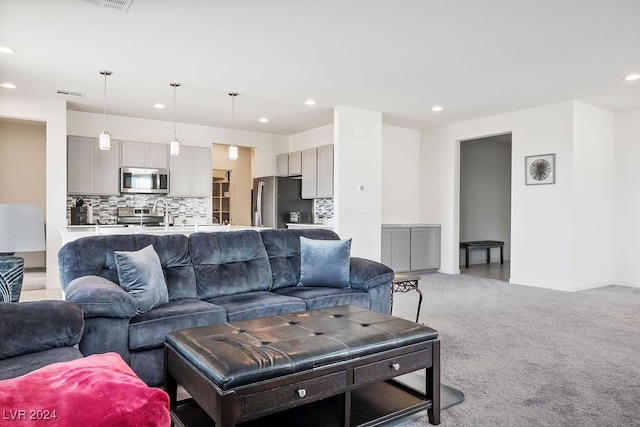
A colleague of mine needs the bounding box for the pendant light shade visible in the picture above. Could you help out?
[99,70,112,150]
[170,82,181,156]
[228,92,238,160]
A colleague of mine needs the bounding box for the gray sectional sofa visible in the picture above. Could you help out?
[58,228,394,386]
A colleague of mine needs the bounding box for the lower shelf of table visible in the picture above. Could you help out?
[171,375,431,427]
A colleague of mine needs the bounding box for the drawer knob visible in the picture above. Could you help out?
[391,363,400,371]
[297,388,307,398]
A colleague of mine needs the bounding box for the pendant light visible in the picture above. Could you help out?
[228,92,238,160]
[99,70,112,150]
[169,82,181,156]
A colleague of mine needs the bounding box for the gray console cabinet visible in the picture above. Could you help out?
[381,224,441,272]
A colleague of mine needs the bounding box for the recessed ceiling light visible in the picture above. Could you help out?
[1,82,16,89]
[0,46,14,54]
[304,99,316,106]
[154,103,166,109]
[624,73,640,81]
[258,117,269,123]
[431,106,444,112]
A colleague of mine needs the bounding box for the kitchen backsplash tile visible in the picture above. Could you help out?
[314,198,334,221]
[66,194,208,224]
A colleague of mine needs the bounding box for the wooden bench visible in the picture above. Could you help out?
[459,240,504,268]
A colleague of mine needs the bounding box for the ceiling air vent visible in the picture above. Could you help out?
[80,0,134,12]
[57,90,85,97]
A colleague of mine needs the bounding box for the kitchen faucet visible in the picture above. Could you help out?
[152,198,170,230]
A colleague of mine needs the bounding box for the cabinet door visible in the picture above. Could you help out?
[316,145,333,198]
[93,140,120,195]
[410,227,441,270]
[276,154,289,176]
[190,147,211,197]
[381,230,393,268]
[121,141,146,167]
[288,151,302,175]
[169,149,191,196]
[146,143,168,169]
[301,148,317,199]
[67,136,94,194]
[391,229,411,272]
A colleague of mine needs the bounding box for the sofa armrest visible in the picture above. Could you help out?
[65,275,137,319]
[0,300,84,360]
[349,257,394,290]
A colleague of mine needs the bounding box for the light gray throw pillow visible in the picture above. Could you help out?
[114,244,168,314]
[299,236,351,288]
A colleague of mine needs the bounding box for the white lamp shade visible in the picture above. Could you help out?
[0,204,46,253]
[170,139,180,156]
[228,145,238,160]
[99,131,111,150]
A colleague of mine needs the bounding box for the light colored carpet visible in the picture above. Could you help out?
[391,273,640,427]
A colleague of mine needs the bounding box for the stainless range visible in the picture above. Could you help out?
[117,207,165,226]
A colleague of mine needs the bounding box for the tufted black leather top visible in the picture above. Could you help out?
[166,305,438,391]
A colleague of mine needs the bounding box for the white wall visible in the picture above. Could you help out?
[67,111,289,178]
[334,106,382,261]
[422,101,577,290]
[381,125,421,224]
[572,103,614,290]
[289,124,333,152]
[613,107,640,287]
[459,137,512,265]
[0,95,68,289]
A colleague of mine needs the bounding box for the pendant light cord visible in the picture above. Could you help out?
[173,84,177,140]
[103,72,107,131]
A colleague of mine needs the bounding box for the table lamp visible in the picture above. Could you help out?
[0,204,46,302]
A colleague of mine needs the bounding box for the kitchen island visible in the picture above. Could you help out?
[59,224,269,244]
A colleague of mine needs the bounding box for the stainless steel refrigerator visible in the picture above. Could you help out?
[252,176,313,229]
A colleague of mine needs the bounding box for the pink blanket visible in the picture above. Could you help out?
[0,353,169,426]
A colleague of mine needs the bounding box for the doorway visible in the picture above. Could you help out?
[459,134,512,281]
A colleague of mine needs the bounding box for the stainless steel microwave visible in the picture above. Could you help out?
[120,167,169,194]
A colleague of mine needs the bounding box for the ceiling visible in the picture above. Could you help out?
[1,0,639,136]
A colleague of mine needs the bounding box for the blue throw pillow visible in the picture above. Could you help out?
[299,236,352,288]
[114,245,169,314]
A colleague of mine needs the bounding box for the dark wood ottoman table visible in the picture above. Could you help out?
[165,305,441,426]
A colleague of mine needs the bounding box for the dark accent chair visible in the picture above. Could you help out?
[0,300,84,380]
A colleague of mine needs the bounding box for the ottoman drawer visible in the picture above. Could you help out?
[354,348,431,385]
[244,370,347,416]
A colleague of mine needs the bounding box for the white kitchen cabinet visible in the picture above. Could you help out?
[316,144,334,198]
[169,146,211,197]
[381,224,441,272]
[410,227,441,271]
[121,141,168,169]
[67,136,120,195]
[301,148,318,199]
[276,154,289,176]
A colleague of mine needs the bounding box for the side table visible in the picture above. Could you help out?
[390,274,423,323]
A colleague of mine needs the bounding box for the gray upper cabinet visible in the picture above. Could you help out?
[67,136,120,195]
[288,151,302,175]
[276,154,289,176]
[121,141,168,169]
[301,148,318,199]
[170,146,211,197]
[316,145,334,198]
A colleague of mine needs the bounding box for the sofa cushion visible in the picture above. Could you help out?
[115,245,169,314]
[190,230,273,299]
[0,346,83,381]
[260,228,341,289]
[58,234,197,301]
[128,299,227,351]
[205,291,306,322]
[274,286,370,311]
[0,300,84,360]
[299,237,351,288]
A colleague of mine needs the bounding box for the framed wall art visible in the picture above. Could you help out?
[525,153,556,185]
